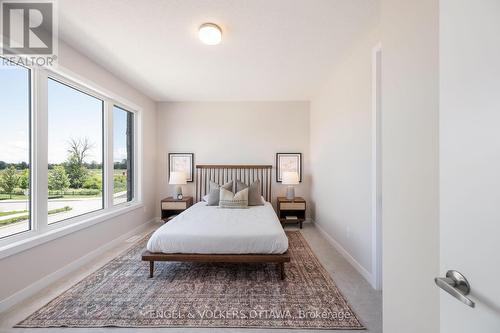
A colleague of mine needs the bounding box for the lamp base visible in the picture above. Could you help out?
[174,186,183,200]
[286,186,295,201]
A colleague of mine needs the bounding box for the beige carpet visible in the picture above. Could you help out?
[16,231,364,329]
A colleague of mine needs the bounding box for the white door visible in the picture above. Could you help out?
[439,0,500,331]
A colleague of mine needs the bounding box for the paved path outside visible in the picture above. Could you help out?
[0,192,127,238]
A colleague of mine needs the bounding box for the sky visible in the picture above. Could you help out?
[0,62,29,163]
[0,62,128,164]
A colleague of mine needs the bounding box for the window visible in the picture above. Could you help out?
[0,64,139,247]
[47,78,104,224]
[113,106,134,205]
[0,61,31,239]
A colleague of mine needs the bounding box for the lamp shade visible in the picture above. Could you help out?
[169,171,187,185]
[282,171,299,185]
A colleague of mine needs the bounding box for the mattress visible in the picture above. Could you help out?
[146,201,289,254]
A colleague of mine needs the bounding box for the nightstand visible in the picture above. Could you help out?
[161,196,193,222]
[277,197,306,229]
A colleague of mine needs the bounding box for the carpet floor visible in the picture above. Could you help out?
[16,231,364,330]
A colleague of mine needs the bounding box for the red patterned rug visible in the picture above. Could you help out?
[16,231,364,329]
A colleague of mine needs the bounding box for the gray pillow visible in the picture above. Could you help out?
[236,180,263,206]
[206,181,233,206]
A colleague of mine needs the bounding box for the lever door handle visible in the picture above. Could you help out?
[435,270,475,308]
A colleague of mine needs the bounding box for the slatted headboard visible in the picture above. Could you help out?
[195,165,273,202]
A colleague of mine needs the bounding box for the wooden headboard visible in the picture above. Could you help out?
[195,165,273,202]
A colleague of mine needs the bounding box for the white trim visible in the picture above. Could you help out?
[315,222,374,286]
[0,203,144,260]
[0,217,156,313]
[33,68,49,234]
[47,64,143,113]
[104,101,114,208]
[371,43,383,291]
[135,108,143,203]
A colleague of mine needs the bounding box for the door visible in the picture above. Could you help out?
[439,0,500,331]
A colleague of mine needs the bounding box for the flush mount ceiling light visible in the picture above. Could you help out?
[198,23,222,45]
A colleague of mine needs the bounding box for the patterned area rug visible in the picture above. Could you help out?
[16,231,364,329]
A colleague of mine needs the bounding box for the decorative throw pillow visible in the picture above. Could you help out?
[236,180,263,206]
[219,187,249,209]
[206,181,233,206]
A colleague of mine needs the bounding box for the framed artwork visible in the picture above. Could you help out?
[276,153,302,183]
[168,153,194,182]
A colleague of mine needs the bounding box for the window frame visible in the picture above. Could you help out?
[46,75,106,225]
[112,105,135,206]
[0,59,33,240]
[0,63,143,258]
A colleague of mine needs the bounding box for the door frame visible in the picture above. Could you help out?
[371,43,383,290]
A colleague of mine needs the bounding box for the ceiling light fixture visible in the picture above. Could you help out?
[198,23,222,45]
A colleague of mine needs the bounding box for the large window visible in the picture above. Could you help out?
[113,106,134,205]
[0,61,31,239]
[0,61,138,246]
[47,78,104,224]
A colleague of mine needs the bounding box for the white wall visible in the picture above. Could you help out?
[309,28,379,285]
[156,101,310,213]
[380,0,440,332]
[0,41,157,305]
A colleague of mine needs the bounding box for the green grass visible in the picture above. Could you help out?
[48,206,72,215]
[0,206,72,227]
[0,194,29,200]
[1,192,102,200]
[0,210,28,217]
[0,168,127,200]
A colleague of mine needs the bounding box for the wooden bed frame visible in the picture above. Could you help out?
[142,165,291,279]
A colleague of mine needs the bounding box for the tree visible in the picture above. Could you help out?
[19,169,29,190]
[48,166,70,194]
[65,137,94,189]
[65,156,88,189]
[83,174,102,190]
[114,159,127,170]
[16,161,28,170]
[67,138,94,165]
[88,161,98,169]
[0,166,19,198]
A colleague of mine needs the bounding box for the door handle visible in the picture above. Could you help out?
[435,270,475,308]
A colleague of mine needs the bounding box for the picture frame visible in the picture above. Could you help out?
[168,153,194,182]
[276,153,302,183]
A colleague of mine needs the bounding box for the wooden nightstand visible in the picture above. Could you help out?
[161,196,193,222]
[277,197,306,229]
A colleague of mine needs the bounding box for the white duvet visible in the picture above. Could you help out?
[147,202,288,254]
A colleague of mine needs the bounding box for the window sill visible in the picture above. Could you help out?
[0,202,144,260]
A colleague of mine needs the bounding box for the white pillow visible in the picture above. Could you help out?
[202,194,210,202]
[219,187,249,209]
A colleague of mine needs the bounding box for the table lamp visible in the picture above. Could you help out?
[169,171,187,200]
[282,171,299,200]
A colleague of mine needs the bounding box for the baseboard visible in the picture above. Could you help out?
[0,218,156,313]
[314,222,375,288]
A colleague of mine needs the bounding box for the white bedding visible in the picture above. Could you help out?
[146,202,288,254]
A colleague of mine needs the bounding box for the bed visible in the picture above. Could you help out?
[142,165,291,279]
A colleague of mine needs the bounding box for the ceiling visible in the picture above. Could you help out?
[58,0,378,101]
